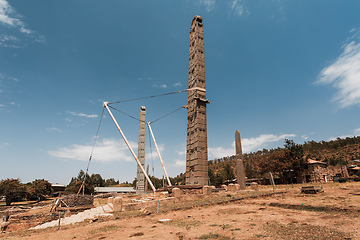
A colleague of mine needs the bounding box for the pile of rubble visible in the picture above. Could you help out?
[61,195,94,207]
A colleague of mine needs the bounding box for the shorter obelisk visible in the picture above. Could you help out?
[136,106,146,194]
[235,130,246,190]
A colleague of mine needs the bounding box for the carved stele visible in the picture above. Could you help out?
[235,130,246,190]
[186,16,209,186]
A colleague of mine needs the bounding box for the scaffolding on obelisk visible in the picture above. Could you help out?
[186,16,210,186]
[136,106,146,194]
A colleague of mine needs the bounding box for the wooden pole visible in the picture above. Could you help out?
[103,102,156,192]
[145,165,149,193]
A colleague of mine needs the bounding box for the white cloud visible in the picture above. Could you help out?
[48,138,137,163]
[0,34,20,48]
[172,159,186,167]
[0,0,32,33]
[208,146,234,159]
[330,128,360,140]
[48,127,62,133]
[67,111,98,118]
[197,0,216,12]
[0,142,9,149]
[242,134,296,152]
[354,128,360,136]
[0,104,5,107]
[177,149,186,156]
[231,0,248,16]
[208,133,296,159]
[0,0,17,26]
[145,143,165,160]
[301,135,308,140]
[174,82,182,87]
[317,41,360,108]
[152,83,167,88]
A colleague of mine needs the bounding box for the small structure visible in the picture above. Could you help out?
[348,166,360,176]
[51,183,66,192]
[94,187,136,194]
[301,185,324,194]
[303,159,349,183]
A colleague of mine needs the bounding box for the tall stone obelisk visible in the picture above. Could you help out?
[186,16,210,186]
[235,130,246,190]
[136,106,146,194]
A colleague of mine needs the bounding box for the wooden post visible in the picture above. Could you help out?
[58,211,62,230]
[145,165,149,193]
[269,172,275,196]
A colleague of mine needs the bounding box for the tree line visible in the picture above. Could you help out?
[0,179,52,206]
[208,136,360,186]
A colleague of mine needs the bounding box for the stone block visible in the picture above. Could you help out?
[234,184,240,190]
[227,184,236,192]
[172,188,181,203]
[250,182,259,191]
[113,197,122,212]
[108,197,114,204]
[202,185,212,195]
[221,185,227,190]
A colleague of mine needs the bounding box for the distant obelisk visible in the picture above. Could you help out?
[136,106,146,194]
[235,130,246,190]
[186,16,210,186]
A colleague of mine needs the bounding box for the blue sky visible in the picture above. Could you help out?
[1,0,360,185]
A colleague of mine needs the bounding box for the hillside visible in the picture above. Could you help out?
[208,136,360,185]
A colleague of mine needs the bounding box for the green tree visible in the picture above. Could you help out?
[90,174,105,187]
[284,139,305,183]
[66,170,94,194]
[105,178,119,186]
[27,179,52,200]
[0,179,27,206]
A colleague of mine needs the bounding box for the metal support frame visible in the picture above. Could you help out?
[103,101,156,192]
[147,122,172,187]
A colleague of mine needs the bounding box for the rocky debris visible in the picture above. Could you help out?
[62,195,94,207]
[31,204,113,230]
[1,221,10,232]
[139,208,151,215]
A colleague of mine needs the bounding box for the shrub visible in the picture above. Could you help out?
[354,177,360,182]
[338,178,347,183]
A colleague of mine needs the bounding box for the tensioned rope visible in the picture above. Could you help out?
[108,105,185,125]
[77,107,105,195]
[107,89,188,105]
[78,89,187,194]
[148,127,155,176]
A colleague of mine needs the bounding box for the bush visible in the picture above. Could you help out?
[354,177,360,182]
[338,178,347,183]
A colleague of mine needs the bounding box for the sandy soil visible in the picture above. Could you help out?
[1,183,359,240]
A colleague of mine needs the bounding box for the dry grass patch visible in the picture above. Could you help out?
[88,224,122,235]
[262,222,351,240]
[161,218,202,229]
[197,232,230,239]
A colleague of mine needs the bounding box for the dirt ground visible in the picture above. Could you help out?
[1,182,360,240]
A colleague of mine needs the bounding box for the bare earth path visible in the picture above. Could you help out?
[1,183,359,239]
